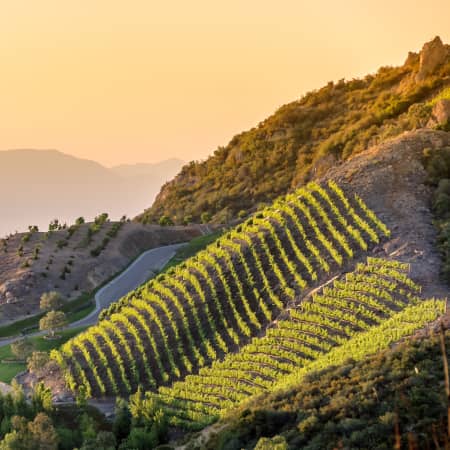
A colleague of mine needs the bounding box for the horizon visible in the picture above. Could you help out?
[0,148,185,169]
[0,1,449,166]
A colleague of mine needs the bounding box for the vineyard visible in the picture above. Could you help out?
[141,259,444,430]
[52,181,390,398]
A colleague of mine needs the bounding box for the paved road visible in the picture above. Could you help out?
[70,243,185,328]
[0,243,186,347]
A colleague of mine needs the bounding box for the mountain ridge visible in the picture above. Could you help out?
[138,36,450,225]
[0,149,184,237]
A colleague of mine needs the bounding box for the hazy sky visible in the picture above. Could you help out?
[0,1,449,167]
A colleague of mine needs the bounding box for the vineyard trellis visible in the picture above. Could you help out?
[52,181,390,398]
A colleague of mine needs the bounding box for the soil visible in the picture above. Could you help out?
[322,128,450,301]
[0,222,201,325]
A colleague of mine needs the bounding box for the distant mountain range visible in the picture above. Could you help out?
[0,149,183,236]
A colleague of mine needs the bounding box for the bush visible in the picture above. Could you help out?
[27,352,50,374]
[201,212,212,224]
[10,338,34,361]
[159,216,174,226]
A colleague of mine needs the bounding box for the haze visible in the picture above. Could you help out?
[0,1,449,167]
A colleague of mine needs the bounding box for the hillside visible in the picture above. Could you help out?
[0,219,200,324]
[0,150,183,237]
[5,37,450,450]
[193,324,450,449]
[139,36,450,225]
[45,126,450,448]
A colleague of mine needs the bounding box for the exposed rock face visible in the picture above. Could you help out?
[416,36,448,82]
[427,99,450,128]
[323,129,450,299]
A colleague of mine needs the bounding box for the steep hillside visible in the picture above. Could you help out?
[194,323,450,450]
[46,127,450,448]
[0,220,200,324]
[0,150,183,236]
[139,36,450,225]
[146,259,441,431]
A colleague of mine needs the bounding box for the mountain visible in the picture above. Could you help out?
[138,36,450,225]
[110,158,184,178]
[0,150,183,237]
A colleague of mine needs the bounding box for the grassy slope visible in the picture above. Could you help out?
[160,230,223,273]
[139,50,450,225]
[0,327,86,383]
[0,293,94,338]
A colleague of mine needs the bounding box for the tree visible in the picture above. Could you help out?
[39,311,67,338]
[254,436,288,450]
[27,352,50,375]
[10,338,34,361]
[80,431,116,450]
[48,219,59,232]
[39,291,63,312]
[113,398,131,442]
[0,414,58,450]
[75,217,85,226]
[28,413,59,450]
[31,382,53,413]
[80,413,96,442]
[118,427,157,450]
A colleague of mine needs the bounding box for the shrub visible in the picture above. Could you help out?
[11,338,34,361]
[159,215,174,226]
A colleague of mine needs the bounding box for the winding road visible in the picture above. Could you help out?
[0,242,186,347]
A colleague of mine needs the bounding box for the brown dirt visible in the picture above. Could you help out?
[322,128,450,301]
[0,222,201,325]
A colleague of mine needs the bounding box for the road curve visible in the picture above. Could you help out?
[0,242,186,347]
[70,242,186,328]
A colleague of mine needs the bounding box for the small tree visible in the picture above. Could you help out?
[75,216,85,226]
[40,291,63,312]
[201,212,212,224]
[39,311,67,338]
[28,413,59,450]
[27,351,50,375]
[32,382,53,413]
[11,338,34,361]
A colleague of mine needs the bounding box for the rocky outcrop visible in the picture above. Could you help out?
[416,36,449,82]
[427,98,450,128]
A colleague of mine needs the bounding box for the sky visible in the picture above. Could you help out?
[0,0,449,167]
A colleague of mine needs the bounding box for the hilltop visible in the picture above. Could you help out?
[0,150,183,237]
[139,36,450,225]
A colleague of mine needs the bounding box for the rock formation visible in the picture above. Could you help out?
[427,98,450,128]
[416,36,449,82]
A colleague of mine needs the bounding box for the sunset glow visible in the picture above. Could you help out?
[1,0,449,165]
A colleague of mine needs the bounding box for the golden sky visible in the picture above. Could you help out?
[0,0,449,166]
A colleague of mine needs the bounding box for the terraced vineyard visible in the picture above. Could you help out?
[143,258,444,430]
[52,181,390,397]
